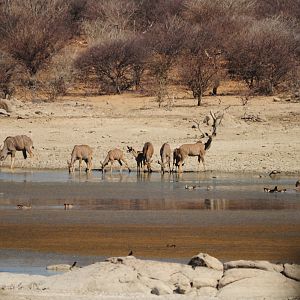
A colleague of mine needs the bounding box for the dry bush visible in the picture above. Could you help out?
[82,0,137,44]
[0,51,16,98]
[75,37,148,94]
[178,26,224,106]
[227,18,298,94]
[0,0,72,76]
[146,17,188,106]
[183,0,257,49]
[133,0,185,32]
[254,0,300,20]
[41,50,76,101]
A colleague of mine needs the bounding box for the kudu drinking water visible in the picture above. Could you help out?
[67,145,93,173]
[0,135,34,169]
[177,111,223,173]
[127,142,154,173]
[100,148,131,173]
[158,142,171,173]
[127,146,143,173]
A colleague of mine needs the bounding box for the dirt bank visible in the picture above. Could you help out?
[0,95,299,173]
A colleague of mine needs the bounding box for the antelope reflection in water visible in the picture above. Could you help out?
[204,198,228,210]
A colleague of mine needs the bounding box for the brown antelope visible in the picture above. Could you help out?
[67,145,93,173]
[127,142,154,173]
[127,146,144,173]
[100,148,131,173]
[142,142,154,172]
[158,143,171,173]
[0,135,34,169]
[177,140,208,173]
[172,148,183,172]
[177,110,223,173]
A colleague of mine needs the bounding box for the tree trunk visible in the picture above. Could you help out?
[197,93,202,106]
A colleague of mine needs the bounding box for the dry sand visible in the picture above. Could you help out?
[0,94,299,173]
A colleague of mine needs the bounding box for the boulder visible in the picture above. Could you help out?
[0,99,12,113]
[218,270,300,300]
[46,264,73,271]
[283,263,300,281]
[0,108,10,116]
[224,260,283,273]
[197,286,218,297]
[219,268,275,288]
[188,253,224,271]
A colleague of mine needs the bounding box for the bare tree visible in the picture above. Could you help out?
[179,26,223,106]
[146,16,188,106]
[227,18,297,94]
[133,0,185,32]
[75,37,148,94]
[82,0,138,44]
[0,51,16,98]
[0,0,72,77]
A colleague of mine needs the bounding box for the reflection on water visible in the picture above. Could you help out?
[0,169,299,211]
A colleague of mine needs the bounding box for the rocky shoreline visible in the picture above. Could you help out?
[0,253,299,299]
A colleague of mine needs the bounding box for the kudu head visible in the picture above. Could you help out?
[157,160,165,173]
[67,160,74,173]
[192,110,225,150]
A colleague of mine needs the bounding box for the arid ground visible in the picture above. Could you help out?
[0,94,299,173]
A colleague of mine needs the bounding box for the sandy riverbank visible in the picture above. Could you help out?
[0,94,299,173]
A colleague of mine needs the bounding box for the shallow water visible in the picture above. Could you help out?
[0,169,299,274]
[0,169,299,210]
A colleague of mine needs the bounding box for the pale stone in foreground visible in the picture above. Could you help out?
[283,263,300,281]
[224,260,283,273]
[46,264,73,271]
[0,256,300,299]
[218,271,300,300]
[219,268,279,288]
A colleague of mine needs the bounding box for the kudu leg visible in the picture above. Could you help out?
[10,152,16,169]
[178,161,183,173]
[79,159,82,173]
[121,158,131,172]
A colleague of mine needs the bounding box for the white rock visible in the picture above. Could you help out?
[218,271,300,300]
[197,286,218,297]
[0,272,46,290]
[283,263,300,281]
[0,108,10,116]
[219,268,275,288]
[224,260,283,273]
[188,253,224,271]
[46,264,72,271]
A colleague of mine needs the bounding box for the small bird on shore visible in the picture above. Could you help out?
[17,204,32,210]
[69,261,77,270]
[128,250,133,256]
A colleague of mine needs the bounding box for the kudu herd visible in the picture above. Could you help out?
[0,111,223,173]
